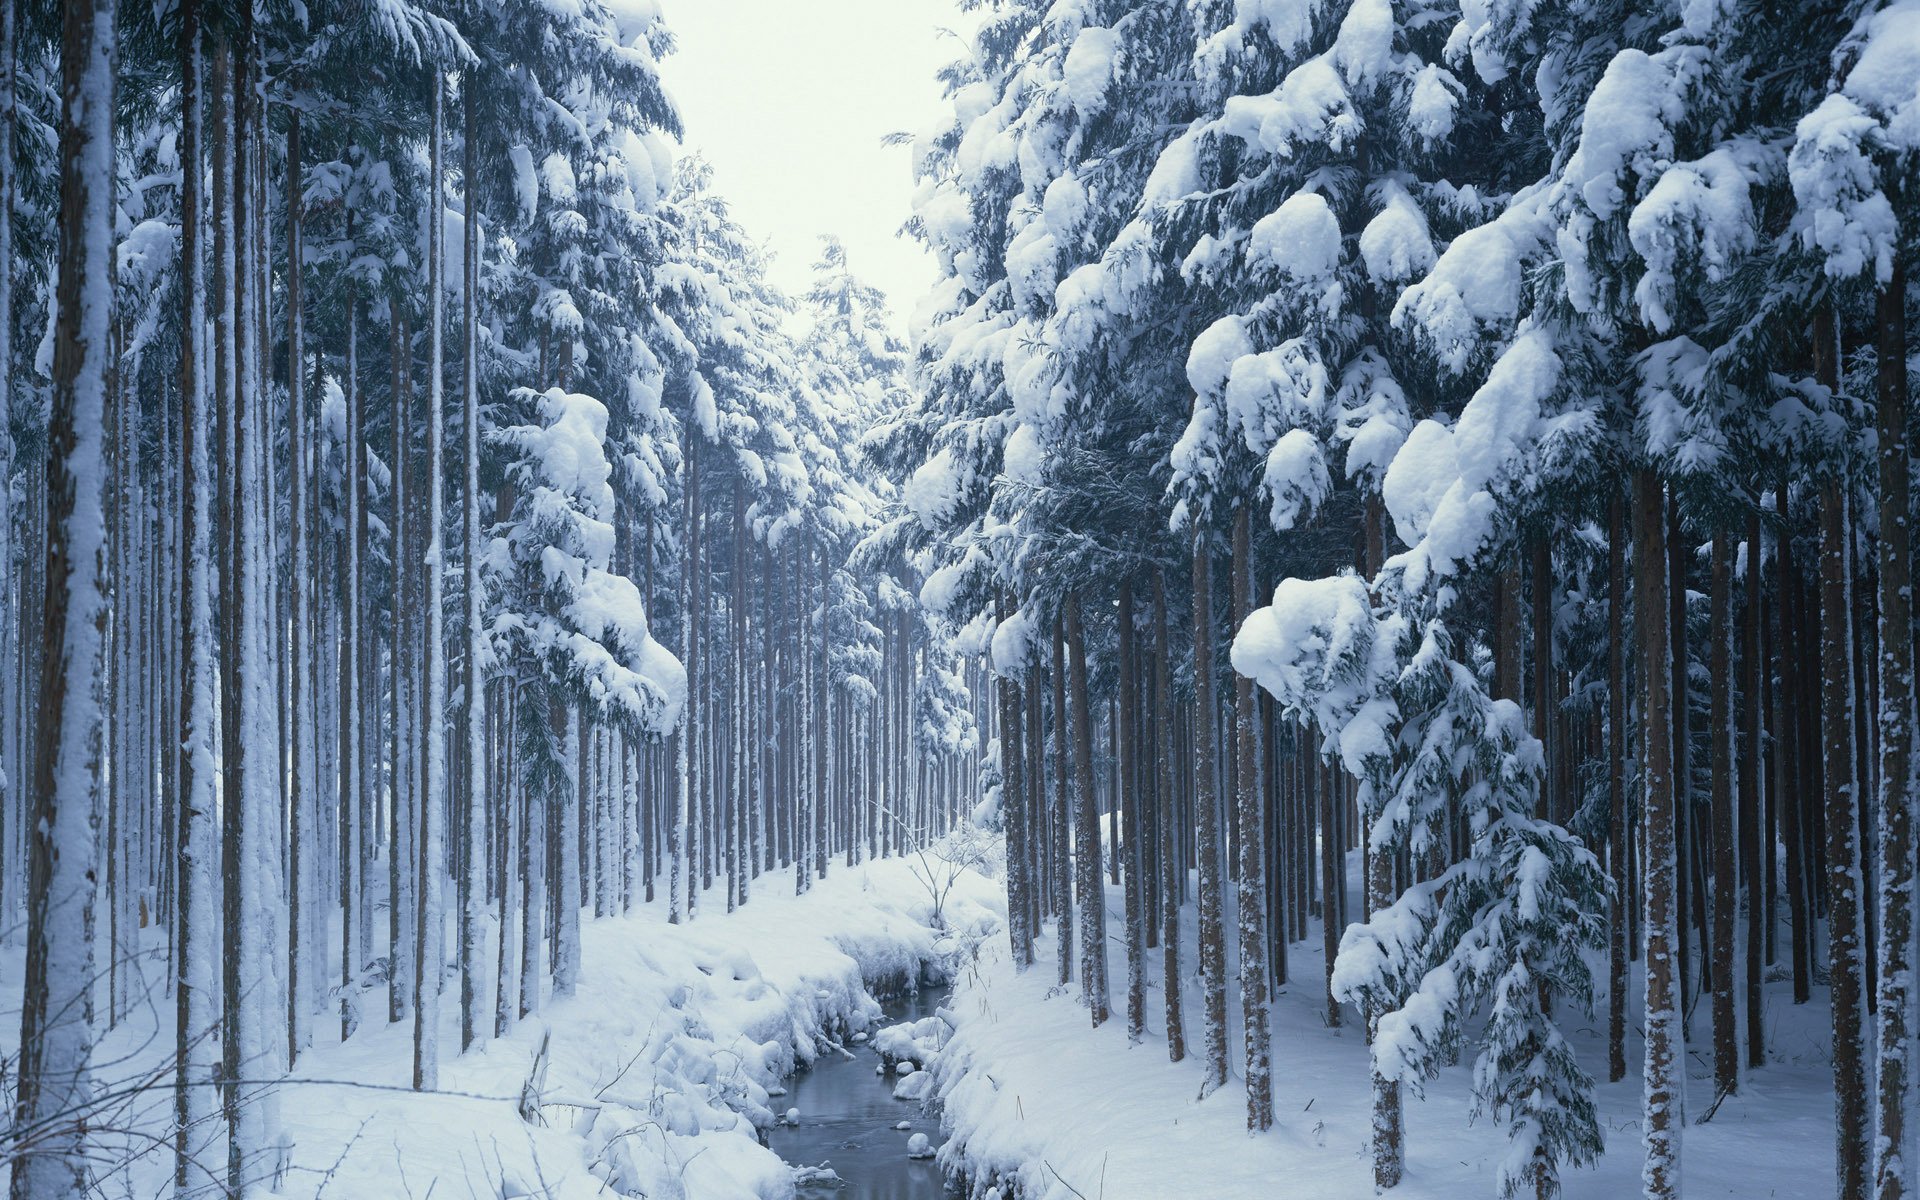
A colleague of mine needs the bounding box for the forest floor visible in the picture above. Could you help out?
[0,854,1004,1200]
[929,851,1838,1200]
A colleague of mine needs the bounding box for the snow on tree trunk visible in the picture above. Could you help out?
[459,69,489,1057]
[1607,492,1630,1086]
[173,6,226,1192]
[1153,569,1186,1063]
[414,71,448,1090]
[1192,533,1229,1094]
[13,1,115,1194]
[1634,467,1681,1200]
[1817,307,1869,1200]
[284,100,313,1069]
[1232,508,1273,1133]
[1065,593,1108,1027]
[1873,255,1915,1200]
[1710,529,1739,1098]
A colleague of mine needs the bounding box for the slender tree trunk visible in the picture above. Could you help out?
[1778,482,1813,1004]
[13,2,115,1192]
[1051,615,1073,984]
[459,69,489,1056]
[1815,307,1869,1200]
[1232,508,1274,1132]
[997,593,1032,967]
[1741,508,1766,1071]
[1119,580,1146,1042]
[285,99,313,1068]
[1872,254,1915,1200]
[1192,532,1229,1091]
[1064,593,1107,1026]
[414,73,448,1089]
[1608,491,1630,1084]
[1154,569,1186,1061]
[1634,468,1680,1200]
[173,7,225,1190]
[1710,528,1739,1096]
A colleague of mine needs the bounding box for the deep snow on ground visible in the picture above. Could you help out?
[0,838,1843,1200]
[929,850,1836,1200]
[0,855,1004,1200]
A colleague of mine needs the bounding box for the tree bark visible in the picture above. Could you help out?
[1634,468,1680,1200]
[14,1,115,1192]
[1814,305,1868,1200]
[1232,508,1274,1132]
[1710,528,1738,1096]
[1064,593,1108,1026]
[1192,531,1229,1091]
[1608,490,1630,1084]
[1154,568,1186,1062]
[1873,254,1914,1200]
[414,72,448,1090]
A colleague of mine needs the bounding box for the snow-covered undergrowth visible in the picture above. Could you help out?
[926,857,1840,1200]
[1,855,1003,1200]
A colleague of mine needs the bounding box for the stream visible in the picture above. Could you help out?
[767,985,955,1199]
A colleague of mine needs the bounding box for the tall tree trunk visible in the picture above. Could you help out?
[1608,492,1630,1084]
[1119,580,1146,1042]
[173,4,226,1190]
[998,593,1032,967]
[1816,308,1869,1200]
[1634,468,1680,1200]
[1873,255,1914,1200]
[1154,568,1186,1062]
[285,98,313,1068]
[1777,482,1813,1004]
[459,68,489,1056]
[1741,508,1766,1072]
[1360,501,1399,1179]
[1232,508,1274,1133]
[414,72,448,1090]
[1710,528,1739,1096]
[1051,615,1073,984]
[1064,593,1107,1026]
[14,0,116,1192]
[1192,531,1229,1092]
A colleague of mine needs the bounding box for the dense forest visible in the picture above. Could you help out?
[2,0,1917,1199]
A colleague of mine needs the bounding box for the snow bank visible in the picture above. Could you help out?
[923,880,1846,1200]
[28,858,1003,1200]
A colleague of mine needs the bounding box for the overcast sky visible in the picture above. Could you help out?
[658,0,958,329]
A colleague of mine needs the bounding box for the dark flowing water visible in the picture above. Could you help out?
[768,986,954,1199]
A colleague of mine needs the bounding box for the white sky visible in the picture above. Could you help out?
[658,0,958,328]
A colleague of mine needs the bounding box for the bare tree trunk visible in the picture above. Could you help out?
[998,593,1033,967]
[1064,592,1107,1026]
[1608,491,1629,1084]
[1232,508,1274,1132]
[459,69,488,1055]
[413,73,448,1090]
[1154,569,1186,1061]
[14,1,116,1192]
[1710,528,1738,1097]
[1192,532,1229,1092]
[285,98,313,1069]
[1777,481,1812,1005]
[1119,580,1146,1042]
[1815,307,1869,1200]
[1872,254,1915,1200]
[1741,508,1766,1071]
[1634,467,1680,1200]
[1051,615,1073,984]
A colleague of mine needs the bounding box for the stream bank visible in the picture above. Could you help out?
[768,983,957,1198]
